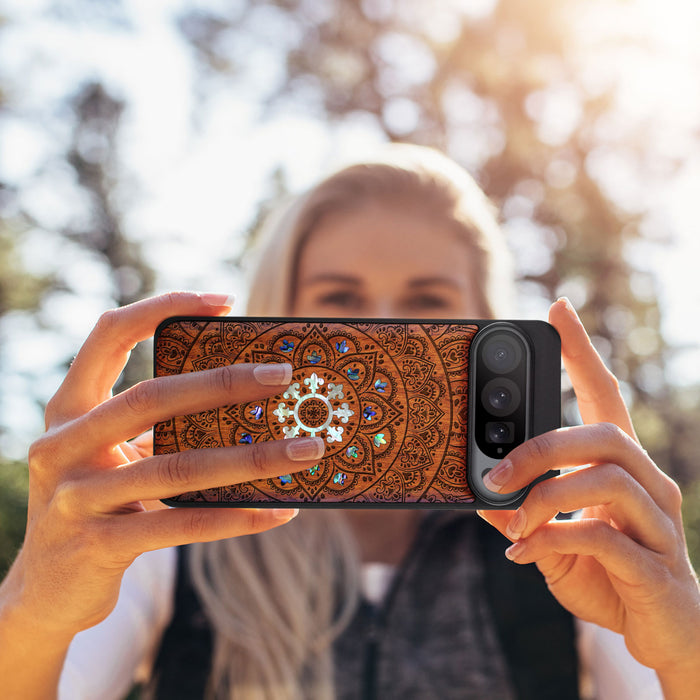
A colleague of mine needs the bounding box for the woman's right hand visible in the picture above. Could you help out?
[1,292,323,642]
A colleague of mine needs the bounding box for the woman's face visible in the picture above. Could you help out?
[293,202,485,319]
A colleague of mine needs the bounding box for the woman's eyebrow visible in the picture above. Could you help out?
[407,277,461,289]
[302,273,361,286]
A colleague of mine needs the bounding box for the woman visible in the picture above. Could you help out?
[0,145,697,699]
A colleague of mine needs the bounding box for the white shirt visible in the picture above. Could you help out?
[59,548,663,700]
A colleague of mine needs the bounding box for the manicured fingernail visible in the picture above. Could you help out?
[483,460,512,493]
[254,363,293,386]
[505,541,527,561]
[506,509,527,540]
[273,508,299,521]
[199,293,236,309]
[557,296,578,319]
[286,437,325,461]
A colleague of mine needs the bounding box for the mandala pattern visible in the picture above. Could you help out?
[154,319,478,504]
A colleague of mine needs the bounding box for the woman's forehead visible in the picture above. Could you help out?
[298,204,472,276]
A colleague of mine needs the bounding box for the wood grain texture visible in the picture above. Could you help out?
[154,319,477,504]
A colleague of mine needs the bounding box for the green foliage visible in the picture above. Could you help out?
[0,460,28,577]
[682,479,700,572]
[0,223,54,316]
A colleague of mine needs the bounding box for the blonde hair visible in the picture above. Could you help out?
[189,512,359,700]
[188,144,514,699]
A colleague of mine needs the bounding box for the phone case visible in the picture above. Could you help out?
[154,317,560,508]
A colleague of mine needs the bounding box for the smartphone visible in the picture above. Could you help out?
[154,317,560,509]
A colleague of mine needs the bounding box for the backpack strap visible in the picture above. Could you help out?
[477,515,580,700]
[146,546,212,699]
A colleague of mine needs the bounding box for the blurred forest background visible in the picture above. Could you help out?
[1,0,700,574]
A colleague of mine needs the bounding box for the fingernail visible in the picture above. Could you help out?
[505,541,527,561]
[286,437,325,461]
[506,509,527,540]
[199,293,236,309]
[254,363,293,386]
[483,460,512,493]
[557,296,578,319]
[273,508,299,521]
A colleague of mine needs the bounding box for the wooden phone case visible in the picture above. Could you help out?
[153,317,559,507]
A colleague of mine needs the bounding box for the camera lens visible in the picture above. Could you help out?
[486,421,514,444]
[482,334,523,374]
[481,378,521,417]
[489,387,510,410]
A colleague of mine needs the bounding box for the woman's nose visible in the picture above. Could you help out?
[364,300,398,318]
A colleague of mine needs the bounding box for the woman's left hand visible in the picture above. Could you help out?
[478,298,700,696]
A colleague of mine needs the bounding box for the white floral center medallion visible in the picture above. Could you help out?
[273,372,354,443]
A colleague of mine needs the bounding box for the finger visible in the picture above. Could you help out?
[120,431,152,462]
[503,464,676,554]
[67,361,293,455]
[87,436,325,507]
[127,430,153,459]
[483,423,681,514]
[110,506,301,558]
[119,441,144,462]
[548,298,636,439]
[503,518,662,588]
[47,292,235,424]
[476,509,516,540]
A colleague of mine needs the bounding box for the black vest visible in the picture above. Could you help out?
[148,514,579,699]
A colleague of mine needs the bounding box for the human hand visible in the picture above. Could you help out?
[3,292,324,640]
[478,298,700,693]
